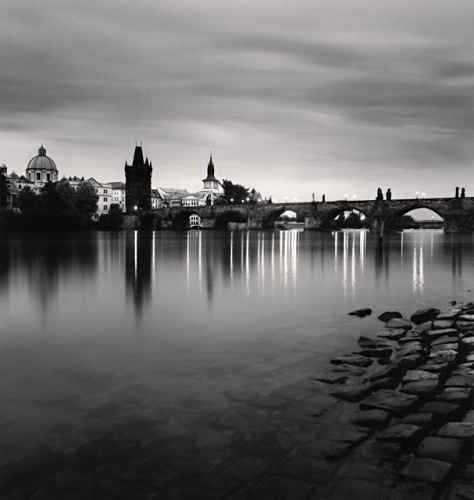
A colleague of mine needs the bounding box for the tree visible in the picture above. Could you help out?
[220,179,250,204]
[0,172,7,208]
[98,204,123,230]
[75,181,98,217]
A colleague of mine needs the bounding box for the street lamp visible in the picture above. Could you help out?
[422,192,425,199]
[416,191,419,200]
[230,198,233,204]
[345,193,348,202]
[285,196,288,203]
[353,195,357,201]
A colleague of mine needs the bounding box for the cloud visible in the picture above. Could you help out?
[1,1,474,199]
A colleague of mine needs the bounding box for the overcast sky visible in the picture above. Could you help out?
[1,1,474,202]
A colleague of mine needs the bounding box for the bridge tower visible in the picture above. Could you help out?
[124,144,152,213]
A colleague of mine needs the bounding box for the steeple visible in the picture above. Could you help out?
[38,145,46,156]
[132,145,145,166]
[203,153,217,182]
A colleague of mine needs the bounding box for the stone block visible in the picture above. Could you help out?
[400,413,435,429]
[425,328,458,339]
[417,401,461,420]
[360,390,419,415]
[445,374,474,388]
[416,436,466,463]
[385,480,436,500]
[401,457,453,484]
[436,387,473,405]
[401,380,439,397]
[330,384,371,402]
[437,422,474,440]
[431,335,459,347]
[445,481,474,500]
[376,423,421,443]
[377,329,406,340]
[330,354,373,368]
[370,377,399,392]
[403,370,439,383]
[385,318,412,330]
[410,308,440,325]
[432,319,456,330]
[350,410,391,429]
[431,343,458,352]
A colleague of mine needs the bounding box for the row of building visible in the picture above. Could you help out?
[1,144,224,220]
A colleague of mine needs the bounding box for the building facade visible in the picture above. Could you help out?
[26,145,59,187]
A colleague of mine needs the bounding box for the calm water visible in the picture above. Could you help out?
[1,229,474,465]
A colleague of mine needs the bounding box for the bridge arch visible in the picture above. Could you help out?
[319,205,371,229]
[214,210,247,230]
[385,204,446,230]
[172,210,200,230]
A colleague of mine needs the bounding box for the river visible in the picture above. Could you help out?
[1,229,473,466]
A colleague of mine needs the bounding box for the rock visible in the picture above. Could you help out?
[403,370,439,383]
[460,314,474,321]
[416,436,466,463]
[431,335,459,347]
[432,319,456,330]
[431,343,458,352]
[349,308,372,317]
[354,441,402,462]
[368,364,401,382]
[360,390,419,415]
[417,361,451,373]
[410,308,441,325]
[377,329,406,340]
[330,354,373,367]
[356,348,393,358]
[350,409,391,429]
[396,354,424,370]
[376,423,421,443]
[400,413,435,429]
[313,373,348,384]
[417,402,461,420]
[401,457,453,484]
[401,380,439,397]
[332,364,367,376]
[455,321,474,333]
[357,336,396,349]
[385,481,437,500]
[445,374,474,388]
[386,318,412,330]
[378,311,403,322]
[437,422,474,440]
[370,377,398,392]
[460,336,474,351]
[425,328,458,340]
[436,388,473,405]
[445,482,474,500]
[330,384,371,402]
[428,350,457,363]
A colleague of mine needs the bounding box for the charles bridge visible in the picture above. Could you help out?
[125,196,474,232]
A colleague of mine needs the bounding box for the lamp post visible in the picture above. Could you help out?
[416,191,419,200]
[422,192,425,199]
[345,193,348,202]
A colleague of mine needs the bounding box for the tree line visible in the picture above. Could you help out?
[0,175,123,230]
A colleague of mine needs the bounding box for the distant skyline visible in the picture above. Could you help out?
[2,1,474,203]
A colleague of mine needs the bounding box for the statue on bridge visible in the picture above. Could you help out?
[456,187,459,198]
[461,187,466,198]
[386,189,392,201]
[322,194,326,203]
[376,188,383,201]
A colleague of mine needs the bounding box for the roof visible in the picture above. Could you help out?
[27,145,58,172]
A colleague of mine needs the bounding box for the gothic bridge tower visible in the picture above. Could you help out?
[125,144,152,213]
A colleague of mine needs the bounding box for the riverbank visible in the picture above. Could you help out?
[1,304,474,499]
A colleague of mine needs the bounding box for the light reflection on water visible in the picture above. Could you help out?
[1,229,474,464]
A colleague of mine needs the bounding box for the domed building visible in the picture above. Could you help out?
[26,145,58,187]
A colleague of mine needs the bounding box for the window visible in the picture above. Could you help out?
[94,213,99,219]
[47,173,51,181]
[36,172,41,181]
[104,189,108,194]
[103,205,108,211]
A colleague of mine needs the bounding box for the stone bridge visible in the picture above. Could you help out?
[127,197,474,232]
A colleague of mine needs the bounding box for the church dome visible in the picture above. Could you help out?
[27,145,57,172]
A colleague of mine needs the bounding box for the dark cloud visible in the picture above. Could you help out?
[1,1,474,200]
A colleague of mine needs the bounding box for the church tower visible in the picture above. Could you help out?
[125,144,152,212]
[202,154,220,191]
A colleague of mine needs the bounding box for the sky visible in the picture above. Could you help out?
[1,0,474,203]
